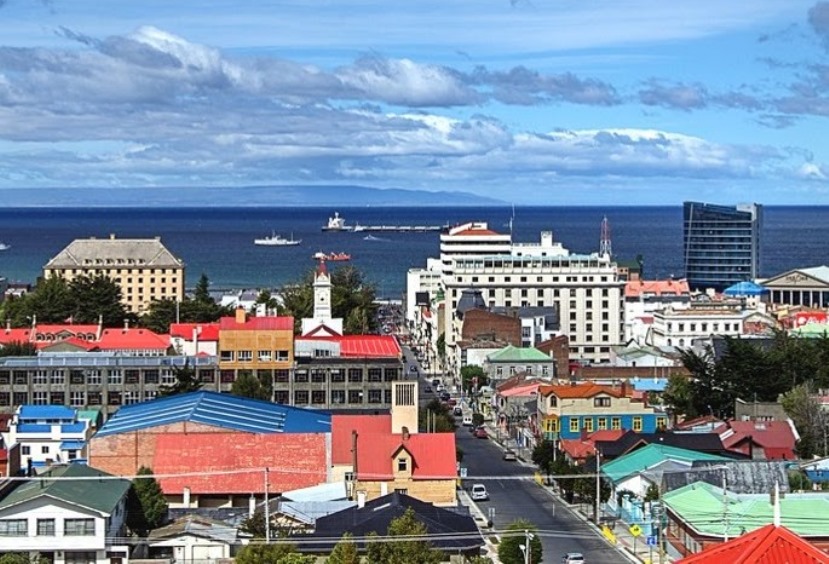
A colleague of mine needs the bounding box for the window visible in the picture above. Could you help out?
[161,369,175,385]
[397,457,408,472]
[311,370,326,383]
[348,368,363,382]
[311,390,326,404]
[394,488,408,495]
[384,367,398,382]
[64,518,95,536]
[274,390,289,404]
[594,397,611,408]
[597,417,607,430]
[108,370,123,385]
[611,417,621,430]
[294,390,309,404]
[656,416,668,430]
[294,370,309,383]
[0,519,27,536]
[41,446,50,454]
[144,370,160,384]
[276,350,290,361]
[125,370,140,384]
[21,446,30,455]
[549,396,557,408]
[33,391,47,405]
[258,350,271,361]
[569,418,579,433]
[331,390,346,405]
[37,518,55,536]
[238,350,253,362]
[348,390,363,404]
[331,369,345,383]
[368,369,382,382]
[368,390,382,404]
[584,418,593,432]
[220,350,234,361]
[124,391,141,405]
[633,416,643,432]
[548,419,558,433]
[275,369,290,383]
[87,370,101,385]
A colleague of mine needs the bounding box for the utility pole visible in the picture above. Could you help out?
[264,467,270,544]
[595,448,602,525]
[722,470,729,542]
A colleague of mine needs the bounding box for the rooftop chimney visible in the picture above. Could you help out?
[401,426,410,441]
[235,307,246,324]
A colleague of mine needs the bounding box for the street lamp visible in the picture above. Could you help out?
[520,529,535,564]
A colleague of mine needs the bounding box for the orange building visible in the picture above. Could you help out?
[218,308,295,389]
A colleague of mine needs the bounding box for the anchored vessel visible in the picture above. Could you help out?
[254,232,301,246]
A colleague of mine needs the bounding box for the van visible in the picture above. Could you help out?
[462,414,473,426]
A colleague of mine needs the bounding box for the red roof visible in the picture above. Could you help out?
[98,328,170,350]
[302,335,401,357]
[154,433,328,495]
[41,336,99,351]
[219,316,294,331]
[560,430,627,461]
[453,227,500,236]
[34,324,99,335]
[720,421,797,460]
[356,432,457,480]
[538,383,625,399]
[677,524,829,563]
[331,414,393,464]
[170,323,220,341]
[625,279,690,299]
[0,328,32,345]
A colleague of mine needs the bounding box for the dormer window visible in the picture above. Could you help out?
[397,457,408,472]
[594,396,611,408]
[549,396,558,408]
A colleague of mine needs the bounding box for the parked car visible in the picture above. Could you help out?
[502,449,517,461]
[409,364,418,373]
[453,406,463,416]
[474,427,488,439]
[462,414,474,426]
[440,391,451,401]
[562,553,585,564]
[471,484,488,501]
[424,385,432,393]
[448,398,458,407]
[432,378,440,386]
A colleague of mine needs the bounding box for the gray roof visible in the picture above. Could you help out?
[279,501,356,525]
[661,460,790,495]
[45,236,183,269]
[456,288,486,317]
[148,515,240,544]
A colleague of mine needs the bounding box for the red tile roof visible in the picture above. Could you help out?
[356,432,457,480]
[720,421,797,460]
[625,279,690,299]
[331,414,393,465]
[0,328,32,345]
[452,227,501,236]
[677,524,829,563]
[98,328,170,350]
[219,316,294,331]
[302,335,401,357]
[34,324,99,335]
[538,383,624,399]
[154,433,328,495]
[170,323,220,341]
[560,430,627,461]
[41,336,100,351]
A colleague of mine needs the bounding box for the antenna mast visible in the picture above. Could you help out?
[600,215,612,258]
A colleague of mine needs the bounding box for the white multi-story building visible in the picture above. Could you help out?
[404,223,625,376]
[4,405,91,469]
[648,306,745,348]
[624,279,692,343]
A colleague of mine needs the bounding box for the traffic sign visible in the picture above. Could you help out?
[646,535,658,546]
[629,524,643,537]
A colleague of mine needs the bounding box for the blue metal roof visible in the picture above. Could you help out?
[723,281,769,296]
[17,422,88,434]
[60,441,86,451]
[631,378,668,392]
[19,405,76,421]
[95,391,332,437]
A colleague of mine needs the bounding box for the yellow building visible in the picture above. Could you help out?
[218,308,295,389]
[43,234,184,314]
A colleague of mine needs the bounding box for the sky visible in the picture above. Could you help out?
[1,1,829,205]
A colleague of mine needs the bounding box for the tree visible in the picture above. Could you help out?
[531,439,558,478]
[497,519,542,564]
[193,273,212,304]
[419,398,455,432]
[365,507,443,564]
[0,555,48,564]
[140,274,230,333]
[781,383,828,458]
[68,273,132,326]
[788,470,812,492]
[327,532,360,564]
[127,466,167,534]
[232,372,272,401]
[643,483,661,503]
[460,365,488,393]
[158,361,202,397]
[234,542,303,564]
[662,373,696,422]
[0,340,38,357]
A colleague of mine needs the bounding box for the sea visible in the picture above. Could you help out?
[1,205,828,300]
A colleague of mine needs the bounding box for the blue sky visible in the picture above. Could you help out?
[1,0,829,205]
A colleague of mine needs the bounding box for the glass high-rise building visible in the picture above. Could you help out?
[683,201,762,290]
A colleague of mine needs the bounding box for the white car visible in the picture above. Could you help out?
[471,484,488,501]
[562,553,585,564]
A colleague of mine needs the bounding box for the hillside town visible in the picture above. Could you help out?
[1,201,829,563]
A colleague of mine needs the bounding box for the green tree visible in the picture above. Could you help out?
[327,532,360,564]
[460,365,488,393]
[0,341,38,357]
[0,554,49,564]
[436,333,446,363]
[68,273,132,326]
[234,542,302,564]
[497,519,542,564]
[781,383,827,458]
[531,439,558,478]
[255,289,282,315]
[193,273,212,304]
[158,361,202,397]
[141,274,230,334]
[127,466,167,534]
[419,398,455,432]
[643,483,661,503]
[365,507,443,564]
[788,470,812,492]
[232,372,272,401]
[277,554,315,564]
[662,373,696,422]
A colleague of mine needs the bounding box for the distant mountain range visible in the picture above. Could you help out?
[1,185,504,207]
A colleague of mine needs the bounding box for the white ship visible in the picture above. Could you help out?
[254,232,301,246]
[321,212,354,231]
[0,242,9,251]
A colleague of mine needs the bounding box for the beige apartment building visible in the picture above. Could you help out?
[43,234,185,314]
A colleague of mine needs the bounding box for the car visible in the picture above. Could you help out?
[447,398,457,407]
[471,484,488,501]
[562,553,585,564]
[474,427,488,439]
[424,385,432,393]
[502,449,517,461]
[440,392,450,401]
[409,364,418,373]
[432,378,440,387]
[436,384,444,392]
[453,406,463,416]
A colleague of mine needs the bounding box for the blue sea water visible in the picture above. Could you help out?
[0,206,828,299]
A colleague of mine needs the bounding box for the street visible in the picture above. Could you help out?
[457,427,622,564]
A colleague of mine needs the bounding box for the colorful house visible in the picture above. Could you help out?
[537,382,668,441]
[676,523,829,563]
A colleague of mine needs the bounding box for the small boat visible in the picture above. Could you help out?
[0,242,9,251]
[254,232,301,246]
[313,251,351,261]
[363,234,383,241]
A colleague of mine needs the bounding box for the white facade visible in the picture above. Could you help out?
[405,258,443,323]
[4,407,91,468]
[150,533,234,562]
[648,307,744,348]
[0,493,129,563]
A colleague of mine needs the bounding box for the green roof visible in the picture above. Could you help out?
[0,465,130,516]
[487,345,550,363]
[601,443,727,482]
[663,481,829,537]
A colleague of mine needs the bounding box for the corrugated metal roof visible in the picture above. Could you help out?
[95,391,331,437]
[219,316,294,331]
[601,443,727,483]
[677,524,829,563]
[19,405,77,420]
[59,440,85,450]
[487,345,550,362]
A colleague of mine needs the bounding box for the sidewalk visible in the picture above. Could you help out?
[457,487,501,563]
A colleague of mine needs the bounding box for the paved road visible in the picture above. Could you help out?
[457,427,622,564]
